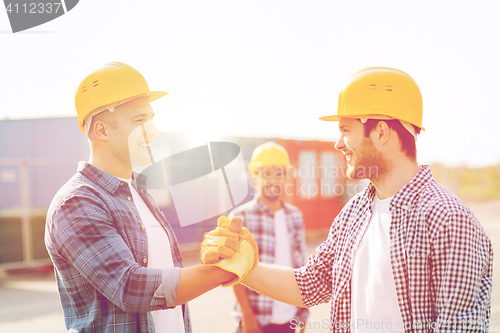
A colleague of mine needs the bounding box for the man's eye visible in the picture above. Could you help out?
[136,119,143,123]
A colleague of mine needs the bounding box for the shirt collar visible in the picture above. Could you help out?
[78,162,148,194]
[364,165,433,209]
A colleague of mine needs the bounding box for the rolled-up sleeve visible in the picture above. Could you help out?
[294,219,337,308]
[154,267,181,308]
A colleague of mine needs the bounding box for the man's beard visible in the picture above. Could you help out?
[347,138,389,180]
[261,184,283,202]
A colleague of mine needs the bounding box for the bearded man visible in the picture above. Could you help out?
[203,67,493,333]
[229,142,309,333]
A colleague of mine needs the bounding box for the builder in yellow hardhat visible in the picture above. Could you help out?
[201,67,492,331]
[229,142,309,333]
[45,62,258,333]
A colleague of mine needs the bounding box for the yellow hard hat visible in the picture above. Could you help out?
[75,62,168,133]
[320,67,425,131]
[248,142,290,174]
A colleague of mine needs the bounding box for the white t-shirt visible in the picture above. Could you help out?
[351,195,404,333]
[270,209,297,324]
[121,178,185,333]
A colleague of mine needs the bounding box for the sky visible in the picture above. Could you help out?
[1,0,499,167]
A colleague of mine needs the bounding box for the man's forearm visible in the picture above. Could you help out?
[176,265,235,305]
[233,284,254,314]
[243,263,305,308]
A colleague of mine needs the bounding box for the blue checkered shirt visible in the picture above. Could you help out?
[229,198,309,327]
[45,162,191,333]
[294,165,493,332]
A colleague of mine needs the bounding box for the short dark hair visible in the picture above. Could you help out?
[88,110,118,138]
[362,119,420,160]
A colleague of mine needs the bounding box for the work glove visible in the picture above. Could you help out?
[200,216,242,264]
[200,216,259,287]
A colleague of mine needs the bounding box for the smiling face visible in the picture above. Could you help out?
[108,97,159,167]
[334,118,388,180]
[253,165,288,203]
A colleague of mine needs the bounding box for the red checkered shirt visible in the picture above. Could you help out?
[294,165,493,332]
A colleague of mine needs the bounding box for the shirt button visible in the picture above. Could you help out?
[143,258,148,264]
[141,225,145,229]
[127,196,131,201]
[120,182,124,186]
[340,281,344,286]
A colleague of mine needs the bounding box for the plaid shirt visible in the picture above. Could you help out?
[294,165,493,333]
[229,198,309,326]
[45,162,191,333]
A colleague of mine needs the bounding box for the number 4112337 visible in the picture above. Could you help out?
[5,2,62,14]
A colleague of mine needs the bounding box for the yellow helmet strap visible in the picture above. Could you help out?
[399,120,417,141]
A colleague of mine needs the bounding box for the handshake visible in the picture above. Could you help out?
[200,216,259,287]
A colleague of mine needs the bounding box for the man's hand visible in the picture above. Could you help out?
[200,216,259,287]
[200,216,241,264]
[200,216,243,264]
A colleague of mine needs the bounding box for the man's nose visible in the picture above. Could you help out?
[142,119,159,139]
[334,135,345,150]
[266,176,279,184]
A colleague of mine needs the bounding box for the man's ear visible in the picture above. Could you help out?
[375,120,390,145]
[92,121,110,141]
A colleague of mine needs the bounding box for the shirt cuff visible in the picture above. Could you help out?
[155,267,180,308]
[293,267,314,308]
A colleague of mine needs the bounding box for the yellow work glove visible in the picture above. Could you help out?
[200,216,242,264]
[233,226,259,284]
[200,216,259,287]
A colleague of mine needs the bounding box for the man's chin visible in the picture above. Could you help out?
[129,145,154,166]
[262,194,281,202]
[346,165,358,180]
[346,165,368,180]
[130,155,153,167]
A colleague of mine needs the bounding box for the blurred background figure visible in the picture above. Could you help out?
[230,142,309,333]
